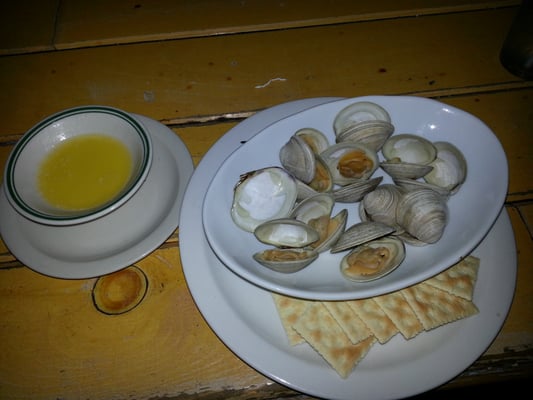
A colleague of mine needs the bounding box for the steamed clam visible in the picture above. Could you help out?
[340,236,405,282]
[254,218,320,248]
[320,142,379,185]
[253,248,319,273]
[423,141,467,194]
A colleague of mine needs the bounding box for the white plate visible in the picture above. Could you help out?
[0,114,193,279]
[180,98,517,399]
[202,96,508,300]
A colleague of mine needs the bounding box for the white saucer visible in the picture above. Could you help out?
[180,98,517,399]
[0,114,193,279]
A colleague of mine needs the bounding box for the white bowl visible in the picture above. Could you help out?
[4,105,152,226]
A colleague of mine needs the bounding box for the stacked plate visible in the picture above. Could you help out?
[180,96,517,399]
[0,114,194,279]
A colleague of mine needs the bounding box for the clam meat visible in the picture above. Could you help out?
[340,237,405,282]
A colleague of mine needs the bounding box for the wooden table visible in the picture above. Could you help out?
[1,1,531,398]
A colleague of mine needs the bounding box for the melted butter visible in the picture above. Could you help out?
[38,133,133,211]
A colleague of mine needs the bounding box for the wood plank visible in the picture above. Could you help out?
[51,0,521,51]
[0,8,526,136]
[0,1,59,55]
[443,90,533,203]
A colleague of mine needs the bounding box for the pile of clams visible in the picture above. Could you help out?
[230,101,467,282]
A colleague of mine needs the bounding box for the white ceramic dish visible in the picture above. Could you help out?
[202,96,508,300]
[5,105,153,225]
[0,114,193,279]
[180,98,517,400]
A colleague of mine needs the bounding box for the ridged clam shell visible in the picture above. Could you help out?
[279,134,316,183]
[380,160,434,180]
[359,183,405,233]
[336,120,394,152]
[330,221,396,253]
[395,188,448,244]
[332,176,383,203]
[333,101,391,135]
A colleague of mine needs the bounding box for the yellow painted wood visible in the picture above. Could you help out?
[0,247,267,400]
[0,8,525,136]
[443,90,533,203]
[0,1,59,55]
[51,0,520,50]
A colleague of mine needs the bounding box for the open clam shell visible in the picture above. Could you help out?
[423,141,467,195]
[231,167,298,232]
[253,248,319,273]
[320,142,379,186]
[382,134,437,165]
[295,127,330,154]
[308,208,348,253]
[340,236,405,282]
[254,218,320,248]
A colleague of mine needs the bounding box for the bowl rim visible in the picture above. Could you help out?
[4,105,152,226]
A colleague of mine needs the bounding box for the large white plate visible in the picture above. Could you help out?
[180,98,517,400]
[0,114,193,279]
[202,96,508,300]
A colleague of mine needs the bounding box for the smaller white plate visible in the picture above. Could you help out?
[0,114,193,279]
[202,96,508,300]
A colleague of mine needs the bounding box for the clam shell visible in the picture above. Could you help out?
[279,134,316,183]
[254,218,319,248]
[423,141,467,195]
[295,127,330,154]
[359,183,405,233]
[393,178,451,197]
[395,188,448,244]
[330,221,396,253]
[253,248,318,273]
[290,193,335,223]
[332,176,383,203]
[309,208,348,253]
[340,236,405,282]
[231,167,298,232]
[320,142,379,186]
[336,120,394,152]
[333,101,391,135]
[382,134,437,165]
[380,160,434,180]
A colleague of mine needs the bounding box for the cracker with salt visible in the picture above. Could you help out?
[347,298,399,344]
[293,301,376,378]
[424,255,480,300]
[402,282,479,331]
[272,293,309,345]
[322,301,372,344]
[374,291,424,339]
